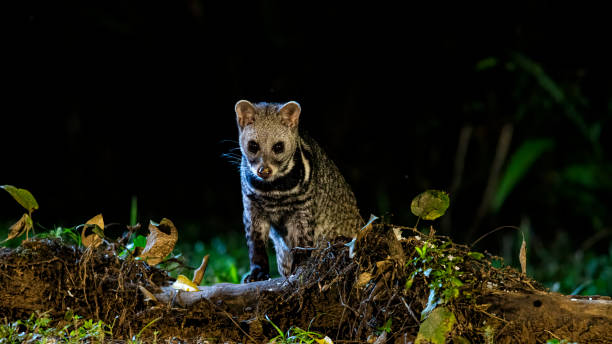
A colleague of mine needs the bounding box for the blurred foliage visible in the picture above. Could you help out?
[173,232,279,285]
[462,53,611,230]
[2,42,611,294]
[493,138,555,212]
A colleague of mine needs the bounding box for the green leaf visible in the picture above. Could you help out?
[415,306,456,344]
[411,190,450,220]
[450,277,464,287]
[130,195,138,226]
[442,287,460,301]
[475,57,498,71]
[1,185,39,213]
[265,314,285,339]
[133,235,147,248]
[467,251,484,260]
[377,318,392,334]
[492,138,555,212]
[562,163,612,189]
[228,263,239,284]
[405,277,414,290]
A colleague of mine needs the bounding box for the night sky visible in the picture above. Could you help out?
[3,1,611,251]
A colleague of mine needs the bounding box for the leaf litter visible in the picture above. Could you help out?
[2,219,579,343]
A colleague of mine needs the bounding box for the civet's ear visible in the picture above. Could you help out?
[279,101,301,128]
[235,100,256,129]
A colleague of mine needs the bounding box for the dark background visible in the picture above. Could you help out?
[3,1,612,289]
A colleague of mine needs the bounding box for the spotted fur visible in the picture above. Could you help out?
[235,100,363,281]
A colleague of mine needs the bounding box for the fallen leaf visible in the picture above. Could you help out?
[138,286,158,302]
[415,306,456,344]
[356,272,373,288]
[86,214,104,229]
[81,214,105,248]
[519,235,527,275]
[2,213,33,243]
[314,336,333,344]
[375,259,392,272]
[410,190,450,220]
[192,254,209,285]
[1,185,39,214]
[138,218,178,265]
[392,227,403,241]
[172,274,199,292]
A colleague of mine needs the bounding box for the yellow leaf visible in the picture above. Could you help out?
[314,336,333,344]
[81,214,105,248]
[172,275,199,292]
[86,214,104,229]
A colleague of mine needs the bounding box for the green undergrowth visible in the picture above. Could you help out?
[172,233,279,284]
[1,219,610,294]
[0,310,159,344]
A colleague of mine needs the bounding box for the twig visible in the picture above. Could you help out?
[338,287,359,315]
[477,308,509,324]
[544,329,560,339]
[400,297,419,323]
[470,225,521,248]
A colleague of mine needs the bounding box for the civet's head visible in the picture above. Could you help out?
[235,100,301,181]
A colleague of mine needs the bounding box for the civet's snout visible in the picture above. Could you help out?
[257,166,272,179]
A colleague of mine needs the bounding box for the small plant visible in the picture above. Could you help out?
[266,315,332,344]
[60,311,110,343]
[376,318,392,335]
[1,185,39,243]
[128,317,161,344]
[406,239,465,305]
[0,311,114,343]
[36,226,81,245]
[546,339,577,344]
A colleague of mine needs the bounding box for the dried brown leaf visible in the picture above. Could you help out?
[138,218,178,265]
[519,236,527,275]
[356,272,373,288]
[192,254,209,285]
[82,214,105,248]
[2,213,32,243]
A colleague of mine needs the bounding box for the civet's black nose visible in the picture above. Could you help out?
[257,166,272,179]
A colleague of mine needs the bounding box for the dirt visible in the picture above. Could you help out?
[1,224,611,343]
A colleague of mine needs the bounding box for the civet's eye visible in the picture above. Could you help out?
[272,142,285,154]
[247,141,260,154]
